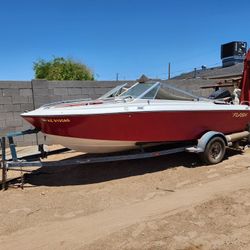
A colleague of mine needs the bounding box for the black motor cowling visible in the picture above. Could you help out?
[208,88,231,99]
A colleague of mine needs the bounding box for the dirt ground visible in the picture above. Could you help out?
[1,147,250,250]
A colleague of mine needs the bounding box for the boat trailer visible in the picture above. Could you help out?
[1,128,249,190]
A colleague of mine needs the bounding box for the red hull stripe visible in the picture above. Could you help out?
[23,111,250,142]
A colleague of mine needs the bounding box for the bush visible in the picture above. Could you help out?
[33,57,94,80]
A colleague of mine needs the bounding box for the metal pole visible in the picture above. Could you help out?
[168,63,171,80]
[1,137,7,190]
[194,68,197,78]
[31,80,39,145]
[8,136,17,161]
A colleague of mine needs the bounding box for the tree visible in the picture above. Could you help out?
[33,57,94,80]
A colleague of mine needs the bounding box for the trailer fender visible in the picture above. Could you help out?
[197,131,228,152]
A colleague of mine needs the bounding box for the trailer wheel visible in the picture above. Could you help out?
[200,136,226,165]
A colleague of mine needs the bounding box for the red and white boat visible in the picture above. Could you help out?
[22,50,250,153]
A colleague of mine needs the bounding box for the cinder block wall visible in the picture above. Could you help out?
[0,81,36,145]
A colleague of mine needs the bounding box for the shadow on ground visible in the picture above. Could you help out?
[21,148,243,187]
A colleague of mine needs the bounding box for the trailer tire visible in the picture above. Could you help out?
[200,136,226,165]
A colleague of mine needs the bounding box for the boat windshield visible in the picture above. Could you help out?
[119,82,161,99]
[118,81,203,101]
[156,83,202,101]
[43,81,205,109]
[99,83,128,99]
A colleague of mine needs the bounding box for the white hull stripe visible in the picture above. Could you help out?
[46,134,137,153]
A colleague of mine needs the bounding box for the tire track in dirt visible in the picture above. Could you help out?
[1,169,250,250]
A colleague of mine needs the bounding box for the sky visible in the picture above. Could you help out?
[0,0,250,81]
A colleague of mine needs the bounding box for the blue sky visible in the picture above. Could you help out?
[0,0,250,80]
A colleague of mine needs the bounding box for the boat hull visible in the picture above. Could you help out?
[46,134,137,153]
[22,110,250,153]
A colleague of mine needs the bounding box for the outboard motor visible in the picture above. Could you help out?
[208,88,231,99]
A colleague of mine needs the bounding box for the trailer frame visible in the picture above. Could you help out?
[1,128,249,190]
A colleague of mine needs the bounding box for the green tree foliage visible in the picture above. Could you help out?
[33,57,94,80]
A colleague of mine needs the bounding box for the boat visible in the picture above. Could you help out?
[21,50,250,153]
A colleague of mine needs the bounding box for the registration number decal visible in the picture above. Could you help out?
[41,118,71,123]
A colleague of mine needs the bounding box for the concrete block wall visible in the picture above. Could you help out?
[0,81,37,145]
